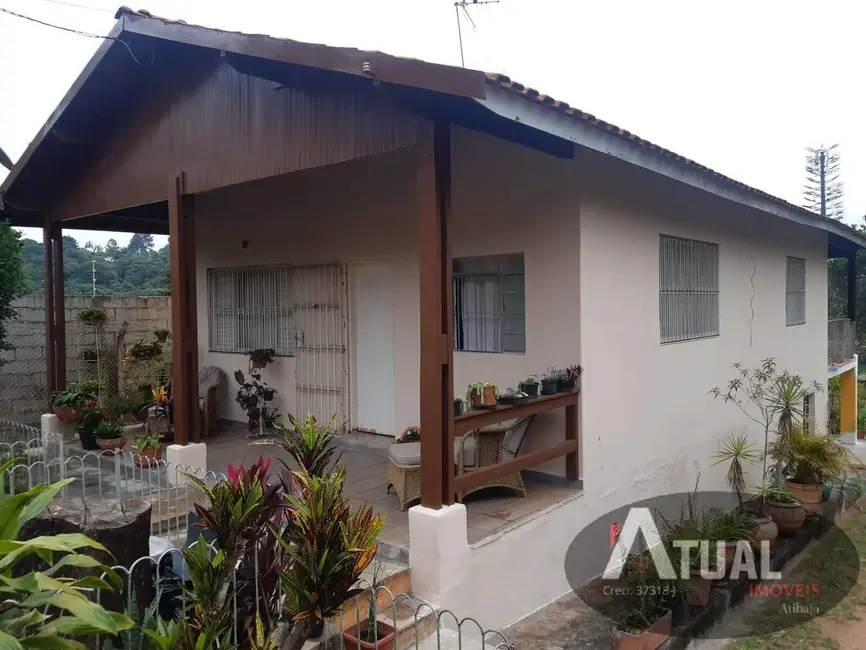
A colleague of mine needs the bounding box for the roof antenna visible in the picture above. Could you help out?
[454,0,498,68]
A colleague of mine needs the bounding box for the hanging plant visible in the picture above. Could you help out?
[153,328,171,343]
[77,306,108,328]
[127,340,163,360]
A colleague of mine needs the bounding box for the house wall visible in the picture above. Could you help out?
[195,127,579,470]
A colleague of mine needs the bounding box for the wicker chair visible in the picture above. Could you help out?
[386,417,533,511]
[198,366,225,437]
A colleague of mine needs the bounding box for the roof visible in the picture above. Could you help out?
[0,145,12,171]
[2,6,864,252]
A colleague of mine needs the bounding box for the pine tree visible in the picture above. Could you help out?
[803,144,844,219]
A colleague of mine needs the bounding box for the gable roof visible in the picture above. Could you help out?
[2,6,863,253]
[0,145,12,171]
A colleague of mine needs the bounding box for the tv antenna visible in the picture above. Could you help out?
[454,0,498,67]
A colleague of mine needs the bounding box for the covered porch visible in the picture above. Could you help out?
[2,11,582,528]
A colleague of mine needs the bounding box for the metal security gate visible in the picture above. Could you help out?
[293,264,348,429]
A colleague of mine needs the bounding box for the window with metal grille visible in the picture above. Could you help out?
[207,265,293,355]
[659,235,719,343]
[786,257,806,326]
[453,253,525,353]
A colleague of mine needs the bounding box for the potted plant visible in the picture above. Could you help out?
[453,396,468,417]
[769,424,853,513]
[133,434,162,467]
[77,306,108,328]
[75,401,103,450]
[52,383,97,422]
[762,484,806,534]
[343,563,396,650]
[235,367,280,433]
[153,328,171,343]
[540,368,562,395]
[558,365,583,391]
[704,507,756,570]
[518,375,539,397]
[95,419,127,450]
[612,551,672,650]
[497,387,529,405]
[128,339,163,360]
[249,348,276,369]
[745,482,784,544]
[397,426,420,443]
[81,348,98,363]
[467,381,498,409]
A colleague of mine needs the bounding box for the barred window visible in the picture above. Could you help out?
[786,257,806,326]
[659,235,719,343]
[207,265,293,355]
[453,253,525,353]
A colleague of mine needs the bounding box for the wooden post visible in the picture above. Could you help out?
[565,403,579,481]
[43,221,57,399]
[417,120,454,509]
[168,174,201,445]
[848,252,857,322]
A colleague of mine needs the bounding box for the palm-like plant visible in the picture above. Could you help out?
[262,411,341,477]
[273,466,384,650]
[712,433,762,509]
[769,423,854,486]
[0,462,134,646]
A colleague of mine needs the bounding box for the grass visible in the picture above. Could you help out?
[729,509,866,649]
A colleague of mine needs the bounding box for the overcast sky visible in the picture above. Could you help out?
[2,0,864,248]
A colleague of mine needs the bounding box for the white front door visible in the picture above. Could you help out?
[293,264,348,429]
[352,263,396,435]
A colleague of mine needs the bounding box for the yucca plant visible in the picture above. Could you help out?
[712,433,762,509]
[0,461,134,646]
[272,466,384,650]
[262,411,340,477]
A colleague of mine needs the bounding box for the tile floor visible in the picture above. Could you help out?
[205,427,581,548]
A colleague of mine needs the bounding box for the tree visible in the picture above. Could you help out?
[0,221,27,358]
[127,233,154,254]
[803,144,844,219]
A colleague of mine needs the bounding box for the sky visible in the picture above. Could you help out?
[2,0,865,248]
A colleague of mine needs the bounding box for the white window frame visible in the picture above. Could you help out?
[207,265,293,356]
[786,256,806,326]
[453,253,525,353]
[659,235,720,343]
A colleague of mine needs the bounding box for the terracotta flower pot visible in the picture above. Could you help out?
[343,620,396,650]
[859,429,866,440]
[133,446,162,467]
[470,386,497,408]
[687,572,712,607]
[767,500,806,534]
[54,405,79,423]
[785,480,823,514]
[612,609,671,650]
[745,515,778,547]
[97,437,128,451]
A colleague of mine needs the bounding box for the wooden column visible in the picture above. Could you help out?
[168,174,201,445]
[565,403,579,480]
[417,120,454,509]
[43,221,67,399]
[848,252,857,322]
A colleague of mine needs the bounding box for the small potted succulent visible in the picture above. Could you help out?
[52,383,97,422]
[77,306,108,328]
[249,348,276,369]
[540,368,562,395]
[128,339,163,360]
[95,419,127,451]
[153,328,171,343]
[497,387,529,406]
[467,381,498,409]
[518,376,539,397]
[397,426,420,443]
[133,434,162,467]
[558,365,583,391]
[453,396,468,417]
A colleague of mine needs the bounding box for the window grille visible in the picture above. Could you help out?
[207,265,293,355]
[786,257,806,326]
[659,235,719,343]
[453,253,525,353]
